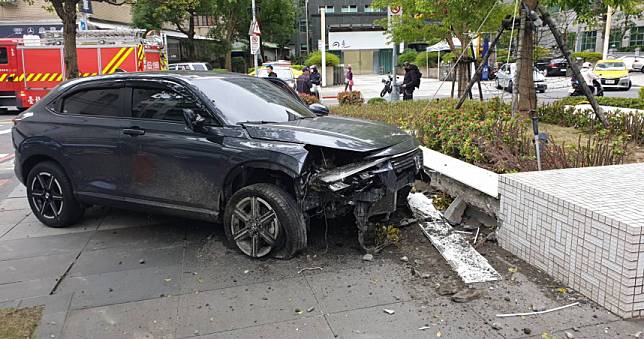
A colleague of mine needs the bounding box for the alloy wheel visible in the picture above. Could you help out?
[30,172,64,220]
[230,196,280,257]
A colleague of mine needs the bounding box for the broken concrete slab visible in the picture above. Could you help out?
[443,196,467,225]
[407,193,501,284]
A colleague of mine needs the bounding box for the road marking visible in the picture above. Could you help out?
[0,129,11,135]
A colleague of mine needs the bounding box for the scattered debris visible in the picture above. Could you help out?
[398,218,417,228]
[630,331,642,338]
[294,308,303,314]
[491,323,502,330]
[443,196,467,225]
[138,259,145,264]
[495,302,579,318]
[297,267,323,274]
[437,283,460,296]
[564,331,575,339]
[531,304,546,312]
[451,288,484,303]
[436,329,442,337]
[400,256,409,262]
[453,230,473,235]
[383,309,395,315]
[523,328,532,335]
[362,254,374,262]
[508,267,518,273]
[414,259,424,266]
[163,278,172,282]
[418,326,431,331]
[473,227,480,244]
[307,307,315,313]
[243,270,249,274]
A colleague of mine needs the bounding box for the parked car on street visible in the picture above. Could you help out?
[543,58,568,76]
[253,66,298,89]
[495,63,547,93]
[618,55,644,72]
[168,62,213,71]
[11,72,422,259]
[593,60,632,90]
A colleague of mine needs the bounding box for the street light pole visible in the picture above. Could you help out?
[602,5,613,59]
[252,0,258,77]
[305,0,310,55]
[321,8,326,87]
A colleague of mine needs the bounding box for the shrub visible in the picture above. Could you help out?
[397,49,418,66]
[367,97,387,105]
[305,51,340,67]
[415,51,439,68]
[640,86,644,100]
[333,98,628,173]
[571,52,603,63]
[533,45,551,60]
[298,93,319,105]
[337,91,364,105]
[441,52,456,63]
[291,64,304,71]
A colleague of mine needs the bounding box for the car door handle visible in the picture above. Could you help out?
[122,128,145,136]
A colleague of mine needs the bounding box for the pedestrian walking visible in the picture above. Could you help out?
[401,61,421,100]
[310,65,321,98]
[344,65,354,92]
[266,65,277,77]
[296,66,312,95]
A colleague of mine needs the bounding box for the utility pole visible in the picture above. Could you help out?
[602,5,613,59]
[251,0,258,77]
[511,7,524,115]
[305,0,310,55]
[388,7,399,101]
[321,8,326,87]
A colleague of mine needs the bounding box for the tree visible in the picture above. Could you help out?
[207,0,250,70]
[371,0,512,97]
[256,0,296,60]
[43,0,128,79]
[132,0,210,60]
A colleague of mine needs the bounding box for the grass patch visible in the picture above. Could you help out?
[0,306,44,339]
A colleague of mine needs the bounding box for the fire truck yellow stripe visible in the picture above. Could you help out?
[26,73,34,81]
[49,73,59,81]
[42,73,50,81]
[108,47,133,74]
[91,72,97,76]
[32,73,42,82]
[0,74,6,81]
[102,48,126,74]
[14,74,25,82]
[56,74,63,81]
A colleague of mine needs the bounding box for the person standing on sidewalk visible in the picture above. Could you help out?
[401,61,421,100]
[310,65,321,98]
[296,67,312,95]
[266,65,277,77]
[344,65,354,92]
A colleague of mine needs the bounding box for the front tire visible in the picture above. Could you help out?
[26,161,84,228]
[223,183,306,259]
[495,79,502,89]
[506,80,513,93]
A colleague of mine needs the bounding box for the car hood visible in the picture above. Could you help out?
[243,116,414,152]
[593,69,628,79]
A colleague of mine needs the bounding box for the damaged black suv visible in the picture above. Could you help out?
[12,72,423,258]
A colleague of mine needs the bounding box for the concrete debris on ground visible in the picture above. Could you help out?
[362,253,374,261]
[407,193,502,284]
[383,309,395,315]
[443,196,467,225]
[450,287,485,303]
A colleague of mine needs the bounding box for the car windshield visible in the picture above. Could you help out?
[192,77,315,124]
[257,68,293,80]
[595,62,625,70]
[192,64,210,71]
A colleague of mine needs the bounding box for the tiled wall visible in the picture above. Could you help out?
[497,164,644,319]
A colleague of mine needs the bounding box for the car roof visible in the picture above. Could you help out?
[596,59,624,63]
[54,71,251,91]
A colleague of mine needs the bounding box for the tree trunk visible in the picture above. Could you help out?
[55,0,79,79]
[225,51,232,71]
[518,1,537,115]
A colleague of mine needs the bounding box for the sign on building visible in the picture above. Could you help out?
[328,31,392,51]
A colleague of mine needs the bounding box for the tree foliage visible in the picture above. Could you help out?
[257,0,296,53]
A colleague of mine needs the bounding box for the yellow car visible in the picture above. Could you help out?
[592,60,632,90]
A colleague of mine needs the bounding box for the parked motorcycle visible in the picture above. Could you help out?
[569,76,604,97]
[380,75,399,98]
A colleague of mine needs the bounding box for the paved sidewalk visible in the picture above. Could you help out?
[0,184,642,338]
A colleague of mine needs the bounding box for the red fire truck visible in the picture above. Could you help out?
[0,30,166,111]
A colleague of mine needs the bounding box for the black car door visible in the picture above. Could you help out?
[119,80,231,215]
[49,82,129,199]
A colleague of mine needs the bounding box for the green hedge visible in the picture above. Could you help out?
[415,51,440,68]
[571,52,603,63]
[397,49,417,66]
[304,51,340,67]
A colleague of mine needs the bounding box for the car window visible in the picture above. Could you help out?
[62,87,125,117]
[131,87,204,122]
[192,64,207,71]
[192,77,315,124]
[595,62,625,70]
[0,48,7,64]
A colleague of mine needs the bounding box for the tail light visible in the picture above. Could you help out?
[19,90,26,97]
[548,62,556,68]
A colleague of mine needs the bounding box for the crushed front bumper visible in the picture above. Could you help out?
[310,147,424,250]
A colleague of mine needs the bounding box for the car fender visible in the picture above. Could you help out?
[17,136,75,185]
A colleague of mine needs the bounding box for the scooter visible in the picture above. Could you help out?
[380,75,399,98]
[569,76,603,97]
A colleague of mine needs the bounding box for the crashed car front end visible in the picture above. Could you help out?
[297,143,424,250]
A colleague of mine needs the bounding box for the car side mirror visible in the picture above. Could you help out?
[309,103,329,116]
[182,108,206,132]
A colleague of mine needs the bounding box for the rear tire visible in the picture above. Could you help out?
[26,161,84,228]
[380,87,388,98]
[495,80,502,90]
[223,183,306,259]
[506,80,513,93]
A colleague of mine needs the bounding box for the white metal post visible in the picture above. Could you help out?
[388,8,398,101]
[252,0,258,77]
[602,5,613,59]
[321,8,326,87]
[305,0,309,54]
